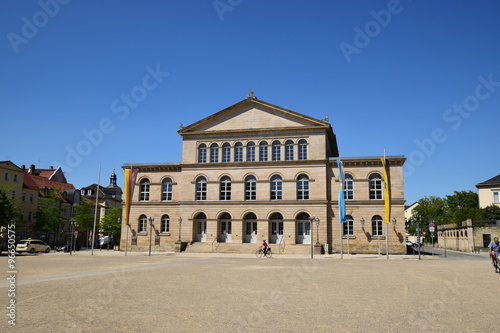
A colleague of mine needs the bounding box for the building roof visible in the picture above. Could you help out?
[476,174,500,187]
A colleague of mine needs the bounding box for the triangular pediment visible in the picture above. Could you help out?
[179,98,329,135]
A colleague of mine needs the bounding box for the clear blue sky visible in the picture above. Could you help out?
[2,0,499,205]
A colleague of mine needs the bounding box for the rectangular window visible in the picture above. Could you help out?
[22,192,26,202]
[285,144,293,161]
[30,193,34,203]
[372,220,383,236]
[343,220,354,236]
[493,191,499,204]
[247,146,255,162]
[196,183,206,201]
[234,146,243,162]
[345,179,354,200]
[222,146,231,163]
[13,174,18,182]
[210,146,218,163]
[260,145,268,161]
[245,181,256,201]
[271,182,282,200]
[4,173,8,181]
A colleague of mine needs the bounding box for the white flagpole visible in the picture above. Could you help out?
[91,163,101,256]
[384,149,389,260]
[125,162,132,256]
[339,156,343,259]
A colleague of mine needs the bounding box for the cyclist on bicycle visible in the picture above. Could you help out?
[488,237,499,265]
[262,240,269,256]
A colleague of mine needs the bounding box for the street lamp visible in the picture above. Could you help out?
[148,217,154,256]
[415,215,422,260]
[69,218,75,255]
[315,217,320,246]
[178,217,183,242]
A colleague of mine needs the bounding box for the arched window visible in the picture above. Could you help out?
[298,139,307,160]
[247,141,256,162]
[138,215,147,232]
[372,215,383,236]
[343,215,354,236]
[272,140,281,161]
[270,175,283,200]
[196,176,207,201]
[162,178,172,201]
[210,143,219,163]
[198,144,207,163]
[259,141,268,161]
[161,215,170,233]
[297,174,309,200]
[222,143,231,163]
[345,174,354,200]
[285,140,294,161]
[220,176,231,200]
[245,175,256,201]
[234,142,243,162]
[369,173,383,200]
[140,179,150,201]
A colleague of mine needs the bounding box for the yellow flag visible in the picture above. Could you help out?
[380,158,391,223]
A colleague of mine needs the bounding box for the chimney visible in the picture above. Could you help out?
[29,164,35,174]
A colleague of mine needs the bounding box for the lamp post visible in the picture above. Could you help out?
[315,217,320,246]
[178,217,183,242]
[69,218,75,255]
[429,218,435,256]
[415,215,422,260]
[148,217,154,256]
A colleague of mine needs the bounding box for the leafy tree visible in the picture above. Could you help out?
[481,205,500,221]
[409,196,447,240]
[73,198,95,232]
[34,189,66,233]
[100,206,122,243]
[444,191,482,225]
[0,186,17,227]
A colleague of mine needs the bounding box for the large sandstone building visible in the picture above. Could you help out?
[120,95,406,254]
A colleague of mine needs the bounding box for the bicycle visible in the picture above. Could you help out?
[256,247,272,258]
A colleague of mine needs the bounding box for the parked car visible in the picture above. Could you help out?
[16,239,51,253]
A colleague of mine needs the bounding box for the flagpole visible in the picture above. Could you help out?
[125,162,132,256]
[384,150,389,260]
[91,163,101,256]
[337,157,344,260]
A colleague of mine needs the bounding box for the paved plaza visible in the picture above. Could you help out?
[1,250,499,332]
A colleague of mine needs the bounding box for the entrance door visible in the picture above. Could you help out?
[297,221,311,244]
[244,221,257,243]
[196,220,206,242]
[220,221,232,243]
[270,221,284,244]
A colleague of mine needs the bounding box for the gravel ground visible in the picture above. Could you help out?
[1,250,498,332]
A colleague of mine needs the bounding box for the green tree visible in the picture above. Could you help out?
[410,196,447,240]
[0,186,17,227]
[73,199,95,232]
[34,189,66,233]
[100,206,122,243]
[444,191,482,225]
[481,205,500,221]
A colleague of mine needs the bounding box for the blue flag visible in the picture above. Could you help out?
[337,159,346,223]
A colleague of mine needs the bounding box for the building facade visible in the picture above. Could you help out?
[120,96,406,254]
[476,174,500,208]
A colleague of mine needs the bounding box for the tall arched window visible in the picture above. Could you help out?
[222,143,231,163]
[296,174,309,200]
[372,215,383,236]
[247,141,256,162]
[270,175,283,200]
[245,175,256,201]
[343,215,354,236]
[210,143,219,163]
[285,140,294,161]
[198,144,207,163]
[298,139,307,160]
[139,214,147,232]
[259,141,268,161]
[162,178,172,201]
[220,176,231,200]
[345,174,354,200]
[140,179,150,201]
[369,173,383,200]
[272,140,281,161]
[234,142,243,162]
[161,214,170,233]
[196,176,207,201]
